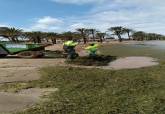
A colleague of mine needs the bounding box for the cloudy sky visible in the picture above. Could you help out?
[0,0,165,34]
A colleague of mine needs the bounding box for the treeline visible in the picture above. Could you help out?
[132,31,165,41]
[0,26,165,44]
[108,26,165,41]
[0,27,107,44]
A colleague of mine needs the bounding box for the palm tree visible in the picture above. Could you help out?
[0,27,8,35]
[76,28,87,44]
[0,27,9,40]
[0,27,22,42]
[123,28,133,40]
[62,32,74,40]
[96,32,106,43]
[87,29,96,41]
[46,32,59,44]
[72,32,82,41]
[61,32,82,42]
[24,31,43,43]
[84,29,93,42]
[108,26,124,42]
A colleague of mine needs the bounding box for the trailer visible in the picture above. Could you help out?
[0,42,49,58]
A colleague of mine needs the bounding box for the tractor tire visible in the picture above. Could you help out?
[17,51,44,58]
[0,54,7,58]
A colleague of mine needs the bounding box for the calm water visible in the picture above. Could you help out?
[136,41,165,49]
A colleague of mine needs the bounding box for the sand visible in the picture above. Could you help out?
[0,59,65,83]
[0,88,58,113]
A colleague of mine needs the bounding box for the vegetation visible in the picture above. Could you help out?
[24,32,43,43]
[0,27,22,42]
[89,28,96,41]
[1,26,165,44]
[0,83,32,93]
[132,31,165,41]
[108,26,124,42]
[15,64,165,114]
[61,31,81,41]
[76,28,88,44]
[123,27,134,40]
[96,32,106,43]
[46,32,59,44]
[1,44,160,114]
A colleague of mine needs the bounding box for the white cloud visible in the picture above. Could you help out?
[0,24,10,28]
[6,0,165,34]
[69,23,89,31]
[37,16,62,26]
[51,0,107,5]
[60,0,165,34]
[27,16,63,32]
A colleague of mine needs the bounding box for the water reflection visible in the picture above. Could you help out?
[135,41,165,49]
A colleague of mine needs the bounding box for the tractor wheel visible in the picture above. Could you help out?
[0,54,7,58]
[17,51,44,58]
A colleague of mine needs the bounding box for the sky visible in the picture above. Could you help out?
[0,0,165,34]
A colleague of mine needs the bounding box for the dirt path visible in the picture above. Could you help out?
[0,58,65,113]
[0,59,65,83]
[0,88,58,113]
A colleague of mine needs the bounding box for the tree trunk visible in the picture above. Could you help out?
[11,37,17,43]
[103,36,105,42]
[118,34,122,42]
[51,38,57,44]
[83,37,87,44]
[36,36,41,43]
[82,33,87,44]
[92,32,95,41]
[15,37,19,43]
[128,32,131,40]
[31,37,36,43]
[100,37,103,43]
[7,37,12,42]
[54,38,57,44]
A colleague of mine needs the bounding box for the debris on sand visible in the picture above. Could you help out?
[67,55,117,66]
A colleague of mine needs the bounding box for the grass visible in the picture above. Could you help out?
[16,64,165,114]
[8,43,165,114]
[0,83,31,93]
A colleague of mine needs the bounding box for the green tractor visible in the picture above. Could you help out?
[0,42,49,58]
